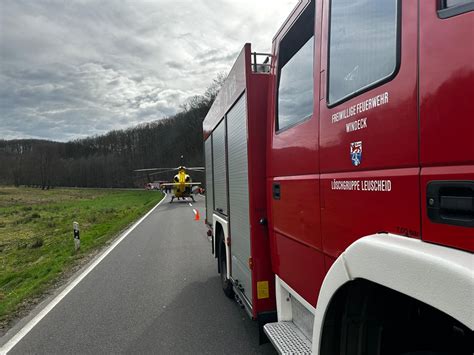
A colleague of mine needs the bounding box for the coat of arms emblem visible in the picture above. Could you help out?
[350,141,362,166]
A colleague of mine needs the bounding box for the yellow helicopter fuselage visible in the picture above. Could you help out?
[172,168,192,197]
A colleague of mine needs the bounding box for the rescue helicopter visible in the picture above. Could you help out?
[134,164,203,203]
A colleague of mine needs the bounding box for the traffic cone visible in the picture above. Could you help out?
[193,209,200,221]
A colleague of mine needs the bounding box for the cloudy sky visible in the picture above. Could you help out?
[0,0,297,142]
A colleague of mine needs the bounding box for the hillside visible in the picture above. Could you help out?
[0,77,223,188]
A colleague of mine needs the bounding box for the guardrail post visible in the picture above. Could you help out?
[73,221,80,251]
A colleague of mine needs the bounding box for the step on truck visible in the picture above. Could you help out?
[203,1,474,354]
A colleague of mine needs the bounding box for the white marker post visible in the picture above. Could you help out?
[73,221,80,251]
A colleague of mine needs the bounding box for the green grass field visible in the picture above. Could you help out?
[0,187,163,323]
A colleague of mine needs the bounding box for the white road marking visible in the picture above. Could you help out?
[0,193,168,355]
[188,203,193,207]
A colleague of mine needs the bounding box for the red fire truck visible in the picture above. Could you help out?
[203,1,473,353]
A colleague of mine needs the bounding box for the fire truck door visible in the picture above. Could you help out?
[268,0,325,305]
[319,0,420,258]
[419,1,474,251]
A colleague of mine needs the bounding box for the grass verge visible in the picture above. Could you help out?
[0,187,163,325]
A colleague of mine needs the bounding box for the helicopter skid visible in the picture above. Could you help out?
[169,195,195,203]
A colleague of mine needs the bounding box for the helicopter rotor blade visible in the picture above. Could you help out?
[148,169,178,176]
[134,167,178,172]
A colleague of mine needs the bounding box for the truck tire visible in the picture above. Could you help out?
[219,241,234,298]
[321,280,473,355]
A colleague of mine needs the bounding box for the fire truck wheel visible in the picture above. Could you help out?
[321,280,472,355]
[219,241,234,299]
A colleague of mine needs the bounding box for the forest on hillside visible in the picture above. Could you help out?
[0,76,224,188]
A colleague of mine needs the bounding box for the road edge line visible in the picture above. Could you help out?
[0,193,167,355]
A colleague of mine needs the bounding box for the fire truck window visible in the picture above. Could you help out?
[328,0,399,106]
[444,0,473,7]
[277,2,314,132]
[439,0,474,17]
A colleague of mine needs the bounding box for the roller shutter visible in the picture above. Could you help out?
[227,94,252,304]
[204,137,214,223]
[212,120,228,215]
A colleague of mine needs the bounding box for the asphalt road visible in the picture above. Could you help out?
[1,194,276,354]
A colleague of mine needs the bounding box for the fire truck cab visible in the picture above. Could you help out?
[203,0,473,353]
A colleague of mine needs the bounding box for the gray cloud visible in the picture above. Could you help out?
[0,0,296,141]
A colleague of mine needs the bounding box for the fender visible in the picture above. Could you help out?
[213,214,231,279]
[312,233,474,353]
